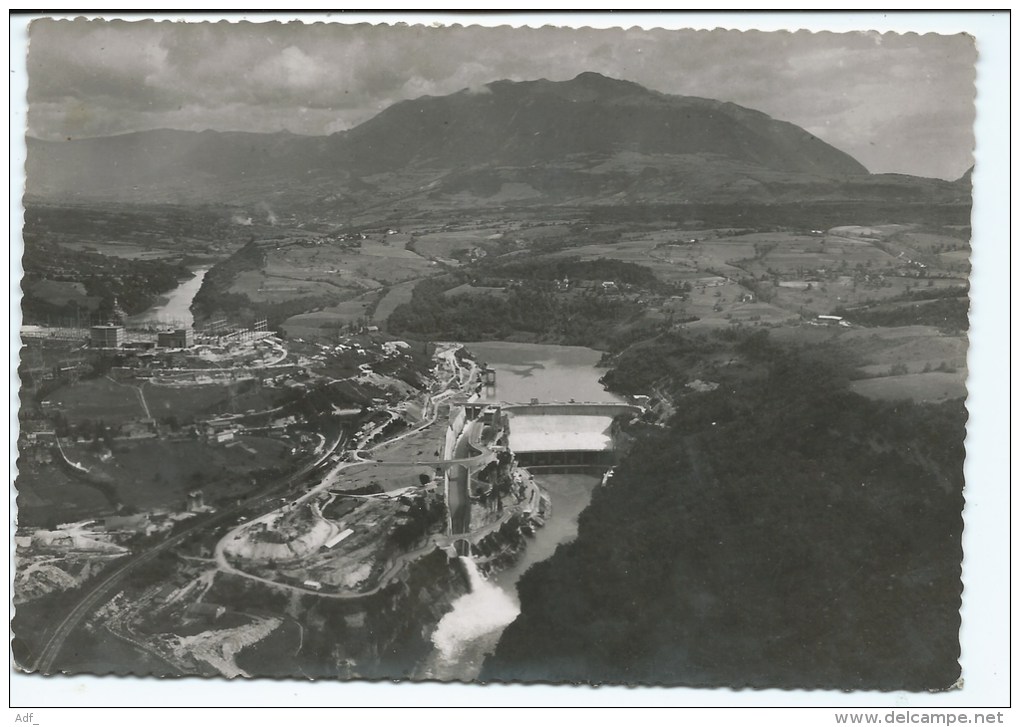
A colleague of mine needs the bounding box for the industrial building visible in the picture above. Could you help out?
[157,328,195,348]
[90,325,123,349]
[186,490,205,512]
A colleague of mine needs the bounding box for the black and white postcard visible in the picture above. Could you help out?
[11,15,1002,704]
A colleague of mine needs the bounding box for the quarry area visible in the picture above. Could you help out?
[215,350,545,600]
[15,321,557,676]
[16,213,969,677]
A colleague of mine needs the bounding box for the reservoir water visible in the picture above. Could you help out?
[465,340,625,405]
[419,342,618,680]
[126,267,209,328]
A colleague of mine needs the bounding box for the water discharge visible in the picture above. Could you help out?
[418,343,616,680]
[420,473,600,680]
[423,558,521,679]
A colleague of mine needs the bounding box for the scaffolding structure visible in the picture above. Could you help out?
[201,317,270,344]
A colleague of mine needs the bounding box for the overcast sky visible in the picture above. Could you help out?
[25,19,976,180]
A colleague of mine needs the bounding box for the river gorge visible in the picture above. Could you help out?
[97,269,629,680]
[418,341,623,680]
[126,267,209,328]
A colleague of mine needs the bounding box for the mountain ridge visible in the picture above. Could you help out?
[26,72,967,210]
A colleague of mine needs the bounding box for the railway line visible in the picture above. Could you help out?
[26,431,345,674]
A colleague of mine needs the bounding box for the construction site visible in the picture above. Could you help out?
[15,330,650,678]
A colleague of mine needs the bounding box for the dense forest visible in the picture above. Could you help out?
[585,201,972,229]
[388,275,652,348]
[190,237,265,321]
[480,256,664,289]
[23,202,239,247]
[190,239,336,328]
[21,240,190,322]
[482,330,965,689]
[837,297,970,334]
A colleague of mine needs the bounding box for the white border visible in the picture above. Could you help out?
[6,10,1011,710]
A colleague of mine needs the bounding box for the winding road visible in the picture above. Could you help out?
[28,344,483,670]
[25,431,346,674]
[213,351,494,597]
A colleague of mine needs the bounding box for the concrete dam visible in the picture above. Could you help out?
[455,399,642,472]
[443,399,641,552]
[501,402,642,472]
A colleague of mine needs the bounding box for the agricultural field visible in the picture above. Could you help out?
[413,228,508,260]
[281,294,378,339]
[835,325,968,375]
[537,223,969,321]
[758,274,966,319]
[372,280,419,325]
[849,372,966,404]
[58,241,181,261]
[25,279,100,309]
[938,250,971,268]
[140,382,236,422]
[16,459,114,527]
[329,461,437,495]
[39,374,289,427]
[347,249,434,285]
[680,296,799,329]
[441,284,508,299]
[65,436,293,511]
[42,377,147,423]
[216,387,292,417]
[544,234,752,285]
[770,322,968,405]
[223,233,436,333]
[367,416,446,465]
[887,230,969,254]
[228,266,359,305]
[280,256,437,337]
[735,235,894,277]
[536,219,971,406]
[234,618,304,678]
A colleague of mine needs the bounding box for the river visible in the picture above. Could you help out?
[418,342,619,681]
[126,267,209,328]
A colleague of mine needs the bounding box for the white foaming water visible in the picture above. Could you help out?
[417,475,599,680]
[425,557,520,677]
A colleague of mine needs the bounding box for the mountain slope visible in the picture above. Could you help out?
[481,332,965,689]
[336,72,868,177]
[26,129,336,202]
[26,72,963,211]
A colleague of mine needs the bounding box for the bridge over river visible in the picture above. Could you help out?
[445,399,642,553]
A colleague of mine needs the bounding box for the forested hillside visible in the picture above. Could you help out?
[388,275,652,348]
[482,330,965,689]
[21,240,189,322]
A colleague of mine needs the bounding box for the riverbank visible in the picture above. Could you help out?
[418,472,597,681]
[480,328,967,689]
[126,267,209,328]
[462,340,626,405]
[414,340,626,680]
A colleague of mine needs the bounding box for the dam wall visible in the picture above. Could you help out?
[501,402,642,473]
[501,402,642,418]
[502,403,641,454]
[445,407,466,461]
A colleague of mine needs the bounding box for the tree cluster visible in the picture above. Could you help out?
[483,330,965,690]
[388,276,644,347]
